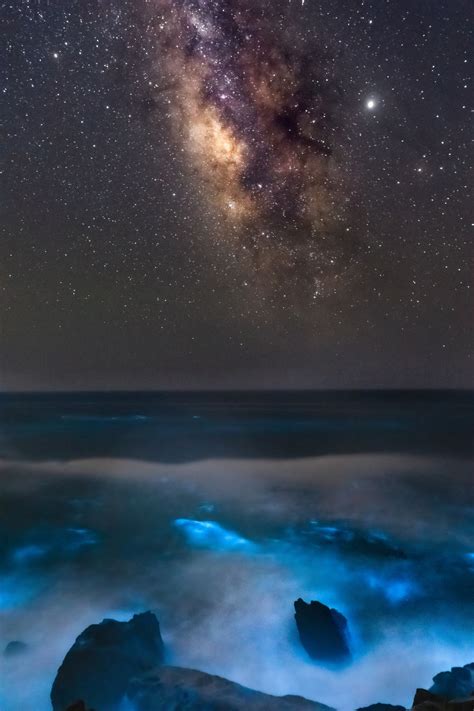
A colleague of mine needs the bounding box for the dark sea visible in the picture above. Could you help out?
[1,391,473,710]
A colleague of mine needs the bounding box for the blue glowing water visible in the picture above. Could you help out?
[174,518,256,552]
[0,391,472,711]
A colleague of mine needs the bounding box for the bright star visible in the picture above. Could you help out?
[366,98,376,110]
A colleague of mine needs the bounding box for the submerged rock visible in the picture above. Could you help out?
[126,665,335,711]
[429,663,474,699]
[3,640,28,657]
[357,704,405,711]
[294,598,351,664]
[51,612,164,711]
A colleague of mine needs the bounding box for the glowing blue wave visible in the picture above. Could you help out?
[174,518,256,553]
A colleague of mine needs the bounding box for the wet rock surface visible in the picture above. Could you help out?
[412,688,474,711]
[126,665,335,711]
[429,663,474,699]
[407,662,474,711]
[294,598,351,664]
[52,611,473,711]
[51,612,164,711]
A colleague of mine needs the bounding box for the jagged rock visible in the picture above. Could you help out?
[412,688,474,711]
[294,598,351,664]
[51,612,164,711]
[357,704,405,711]
[429,663,474,699]
[356,662,474,711]
[126,665,335,710]
[412,689,445,709]
[3,640,28,657]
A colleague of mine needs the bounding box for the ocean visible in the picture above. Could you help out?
[0,391,473,710]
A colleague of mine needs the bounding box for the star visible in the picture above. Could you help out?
[1,0,471,389]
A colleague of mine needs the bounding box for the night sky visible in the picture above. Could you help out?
[1,0,472,390]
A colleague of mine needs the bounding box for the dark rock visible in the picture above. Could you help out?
[4,640,28,657]
[126,665,335,711]
[294,598,351,664]
[51,611,164,711]
[412,689,446,709]
[65,703,95,711]
[446,700,474,711]
[446,696,474,711]
[362,662,474,711]
[430,664,474,699]
[412,689,474,711]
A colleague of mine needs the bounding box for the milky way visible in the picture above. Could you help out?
[145,0,354,295]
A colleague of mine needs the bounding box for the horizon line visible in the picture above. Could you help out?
[1,387,473,396]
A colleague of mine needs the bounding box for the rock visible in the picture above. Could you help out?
[430,664,474,699]
[446,700,474,711]
[412,688,474,711]
[358,662,474,711]
[3,640,28,657]
[412,689,446,709]
[126,665,335,711]
[51,612,164,711]
[65,703,95,711]
[294,598,351,664]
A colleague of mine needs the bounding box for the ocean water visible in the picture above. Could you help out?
[0,391,473,710]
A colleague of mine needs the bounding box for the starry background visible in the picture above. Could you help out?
[1,0,472,390]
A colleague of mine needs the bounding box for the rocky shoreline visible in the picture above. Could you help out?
[8,606,473,711]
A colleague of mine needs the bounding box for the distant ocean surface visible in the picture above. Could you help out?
[1,391,473,710]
